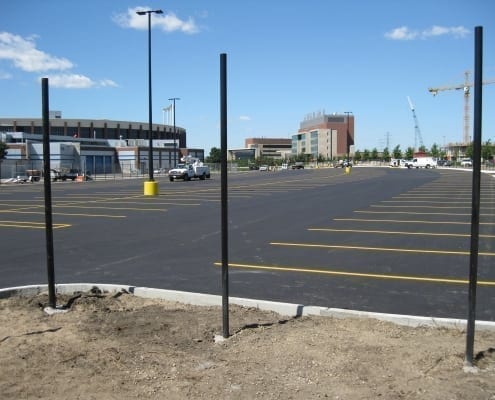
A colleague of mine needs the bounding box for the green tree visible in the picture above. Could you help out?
[371,148,378,160]
[465,143,473,159]
[430,143,440,158]
[354,150,362,162]
[418,145,427,153]
[405,147,414,159]
[363,149,370,161]
[392,145,402,159]
[206,147,221,163]
[382,147,390,161]
[482,139,494,161]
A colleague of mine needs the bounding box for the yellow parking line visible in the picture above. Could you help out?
[372,204,471,209]
[53,205,166,212]
[0,221,70,229]
[308,228,495,238]
[270,241,495,256]
[334,218,490,225]
[355,210,473,216]
[213,262,495,286]
[0,210,126,218]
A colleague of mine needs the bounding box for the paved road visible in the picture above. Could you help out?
[1,167,494,320]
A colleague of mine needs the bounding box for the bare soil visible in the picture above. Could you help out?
[1,289,494,399]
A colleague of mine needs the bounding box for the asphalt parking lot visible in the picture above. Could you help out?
[1,167,494,320]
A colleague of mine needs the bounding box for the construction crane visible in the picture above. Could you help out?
[407,96,424,150]
[428,70,495,144]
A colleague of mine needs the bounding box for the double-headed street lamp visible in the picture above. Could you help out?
[136,8,163,195]
[168,97,180,166]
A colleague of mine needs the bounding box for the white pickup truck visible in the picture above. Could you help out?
[168,161,210,181]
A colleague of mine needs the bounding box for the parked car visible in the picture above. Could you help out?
[335,160,352,168]
[62,169,79,181]
[291,162,304,169]
[259,165,268,171]
[50,169,63,181]
[437,160,453,167]
[460,158,472,167]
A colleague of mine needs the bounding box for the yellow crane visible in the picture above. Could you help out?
[428,70,495,144]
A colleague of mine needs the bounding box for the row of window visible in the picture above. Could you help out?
[2,125,184,142]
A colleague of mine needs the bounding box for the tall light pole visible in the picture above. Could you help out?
[344,111,353,162]
[168,97,180,166]
[136,8,163,195]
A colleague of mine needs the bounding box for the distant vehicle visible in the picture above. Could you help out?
[61,169,79,181]
[168,156,210,181]
[390,159,410,168]
[50,169,63,181]
[291,162,304,169]
[338,160,353,168]
[259,165,268,171]
[437,159,453,167]
[460,158,473,167]
[26,169,41,182]
[14,174,29,183]
[408,157,437,169]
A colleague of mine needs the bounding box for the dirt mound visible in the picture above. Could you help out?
[1,291,494,399]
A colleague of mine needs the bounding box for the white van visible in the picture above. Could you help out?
[409,157,437,169]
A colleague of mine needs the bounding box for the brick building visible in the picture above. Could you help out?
[292,112,355,160]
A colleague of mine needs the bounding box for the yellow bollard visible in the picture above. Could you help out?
[345,166,351,175]
[144,180,159,196]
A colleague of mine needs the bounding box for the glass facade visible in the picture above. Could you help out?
[310,130,318,157]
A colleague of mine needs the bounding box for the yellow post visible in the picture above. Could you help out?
[144,180,159,196]
[345,166,351,175]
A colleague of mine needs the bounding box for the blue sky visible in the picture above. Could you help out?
[1,0,494,154]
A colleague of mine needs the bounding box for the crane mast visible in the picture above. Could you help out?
[407,96,424,150]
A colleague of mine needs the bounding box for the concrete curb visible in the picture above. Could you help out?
[1,283,494,332]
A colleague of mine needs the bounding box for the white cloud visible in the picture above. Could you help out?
[0,31,73,72]
[99,79,119,88]
[385,25,469,40]
[422,25,469,39]
[0,31,119,89]
[41,74,119,89]
[239,115,251,121]
[113,7,199,34]
[385,26,417,40]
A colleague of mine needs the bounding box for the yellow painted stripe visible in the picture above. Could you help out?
[372,204,471,209]
[355,210,472,216]
[53,205,166,212]
[334,218,490,225]
[0,210,126,218]
[213,262,495,286]
[307,228,495,238]
[0,221,70,229]
[270,241,495,256]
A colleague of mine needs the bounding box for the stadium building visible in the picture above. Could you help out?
[0,117,204,179]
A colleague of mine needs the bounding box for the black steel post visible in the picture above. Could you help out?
[147,11,154,181]
[344,111,352,161]
[42,78,56,309]
[137,9,163,181]
[220,53,229,338]
[465,26,483,366]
